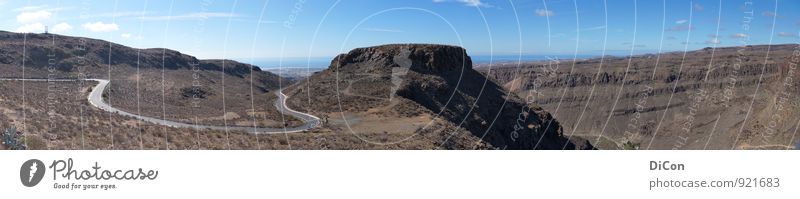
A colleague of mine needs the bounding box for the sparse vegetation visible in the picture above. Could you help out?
[479,44,800,149]
[2,127,26,150]
[622,141,640,150]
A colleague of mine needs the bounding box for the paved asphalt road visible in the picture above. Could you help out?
[1,78,319,134]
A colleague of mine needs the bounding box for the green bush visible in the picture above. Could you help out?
[2,127,27,150]
[622,141,639,150]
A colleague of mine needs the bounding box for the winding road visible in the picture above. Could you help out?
[0,78,319,134]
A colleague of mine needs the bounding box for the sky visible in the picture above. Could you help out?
[1,0,799,62]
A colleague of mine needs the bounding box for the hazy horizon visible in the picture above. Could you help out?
[2,0,797,60]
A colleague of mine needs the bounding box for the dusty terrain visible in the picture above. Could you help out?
[2,29,794,150]
[0,31,301,129]
[479,44,800,149]
[0,80,475,150]
[285,44,591,149]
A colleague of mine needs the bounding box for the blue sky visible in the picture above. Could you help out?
[2,0,799,61]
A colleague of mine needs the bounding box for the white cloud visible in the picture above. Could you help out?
[83,11,147,18]
[459,0,490,7]
[17,10,52,23]
[705,38,720,44]
[581,25,606,32]
[14,5,72,12]
[13,5,47,12]
[777,32,798,38]
[665,25,693,32]
[52,22,72,33]
[675,19,687,24]
[361,28,404,33]
[137,12,239,21]
[120,33,143,40]
[730,33,748,38]
[15,23,45,33]
[693,3,704,12]
[82,22,119,32]
[432,0,492,8]
[535,9,555,17]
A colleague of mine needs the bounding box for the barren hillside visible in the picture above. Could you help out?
[0,31,298,128]
[479,44,800,149]
[285,44,592,149]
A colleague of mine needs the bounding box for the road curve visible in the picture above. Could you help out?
[1,78,319,134]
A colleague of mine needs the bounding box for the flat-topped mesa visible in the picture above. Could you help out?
[298,43,591,149]
[330,44,472,73]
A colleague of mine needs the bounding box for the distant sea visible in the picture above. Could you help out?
[245,54,600,69]
[470,54,597,64]
[247,57,332,70]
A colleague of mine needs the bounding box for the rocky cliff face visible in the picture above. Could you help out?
[479,44,800,149]
[288,44,592,149]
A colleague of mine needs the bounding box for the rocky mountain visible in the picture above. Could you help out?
[0,31,295,129]
[479,44,800,149]
[285,44,592,149]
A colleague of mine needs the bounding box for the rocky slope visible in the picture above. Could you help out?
[479,44,800,149]
[285,44,591,149]
[0,31,297,128]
